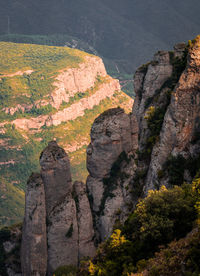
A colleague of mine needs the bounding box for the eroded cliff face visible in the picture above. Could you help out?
[145,39,200,192]
[131,38,200,194]
[3,57,120,131]
[73,181,96,261]
[85,39,200,242]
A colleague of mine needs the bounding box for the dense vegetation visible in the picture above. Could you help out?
[0,223,22,275]
[79,184,199,276]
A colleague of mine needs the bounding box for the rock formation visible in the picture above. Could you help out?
[21,141,95,275]
[20,36,200,275]
[73,181,96,260]
[130,37,200,194]
[21,173,47,276]
[40,141,72,216]
[86,108,136,240]
[145,38,200,192]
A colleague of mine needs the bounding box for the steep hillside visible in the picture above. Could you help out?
[1,0,200,74]
[0,42,133,227]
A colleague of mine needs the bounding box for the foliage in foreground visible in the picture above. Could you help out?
[79,184,198,276]
[54,265,78,276]
[143,230,200,276]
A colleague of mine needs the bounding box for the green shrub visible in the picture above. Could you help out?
[145,231,200,276]
[54,265,78,276]
[80,185,197,276]
[123,185,196,254]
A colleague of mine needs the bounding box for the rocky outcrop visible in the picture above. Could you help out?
[129,38,200,195]
[51,56,107,109]
[40,141,72,216]
[11,77,120,130]
[73,181,96,260]
[21,173,47,276]
[86,108,135,240]
[145,38,200,191]
[0,43,132,231]
[47,195,78,274]
[20,38,200,274]
[132,50,173,154]
[39,141,78,274]
[21,141,95,275]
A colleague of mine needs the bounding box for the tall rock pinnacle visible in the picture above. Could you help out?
[21,141,95,275]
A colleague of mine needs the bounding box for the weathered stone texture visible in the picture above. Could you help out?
[47,195,78,275]
[21,173,47,276]
[132,51,173,150]
[73,181,96,260]
[145,38,200,192]
[22,142,95,274]
[40,141,72,216]
[86,108,135,240]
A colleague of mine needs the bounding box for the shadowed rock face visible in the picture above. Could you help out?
[40,141,72,216]
[47,195,79,274]
[132,51,173,151]
[86,108,135,240]
[130,39,200,195]
[87,108,133,178]
[21,173,47,276]
[73,181,96,260]
[145,38,200,192]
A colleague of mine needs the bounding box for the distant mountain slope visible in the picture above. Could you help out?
[0,0,200,73]
[0,42,133,227]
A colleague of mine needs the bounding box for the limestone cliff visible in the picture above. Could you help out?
[131,38,200,194]
[145,39,200,192]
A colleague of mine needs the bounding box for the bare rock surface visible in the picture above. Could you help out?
[21,142,95,274]
[11,77,120,130]
[47,195,78,275]
[73,181,96,261]
[86,107,135,240]
[145,38,200,192]
[40,141,72,216]
[21,173,47,276]
[87,108,133,179]
[51,56,107,109]
[132,51,173,150]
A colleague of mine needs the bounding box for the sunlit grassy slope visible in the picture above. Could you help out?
[0,42,133,227]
